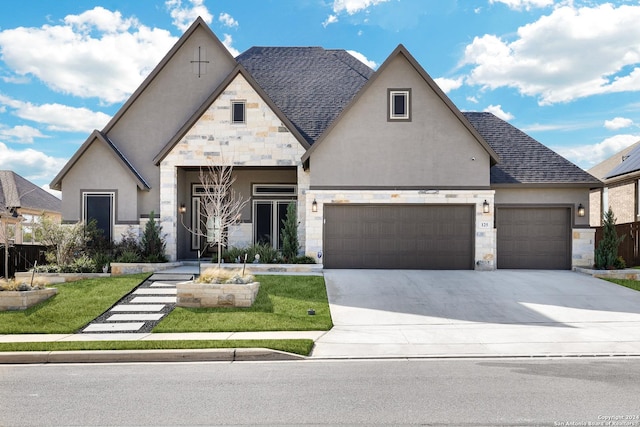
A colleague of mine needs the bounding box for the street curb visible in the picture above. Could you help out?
[0,348,305,364]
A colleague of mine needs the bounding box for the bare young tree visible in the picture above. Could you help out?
[0,207,21,280]
[181,162,248,268]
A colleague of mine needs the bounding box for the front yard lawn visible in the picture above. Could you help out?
[604,278,640,292]
[154,274,332,332]
[0,274,149,334]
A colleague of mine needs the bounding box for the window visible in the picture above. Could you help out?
[253,200,295,250]
[20,214,41,244]
[252,184,297,197]
[83,192,115,241]
[232,101,246,124]
[388,89,411,121]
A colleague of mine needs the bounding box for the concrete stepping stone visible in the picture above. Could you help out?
[148,274,194,281]
[133,288,177,295]
[110,304,166,312]
[130,296,176,303]
[107,314,165,321]
[150,282,177,287]
[84,322,145,332]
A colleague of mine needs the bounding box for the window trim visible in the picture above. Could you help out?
[231,100,246,124]
[252,184,297,197]
[388,89,411,121]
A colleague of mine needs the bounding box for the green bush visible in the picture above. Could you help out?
[595,207,625,269]
[214,243,315,264]
[116,250,142,263]
[141,212,167,263]
[69,255,98,273]
[280,202,299,261]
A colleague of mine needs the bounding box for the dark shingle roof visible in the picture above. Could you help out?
[602,142,640,179]
[237,46,374,144]
[463,113,601,186]
[0,171,61,212]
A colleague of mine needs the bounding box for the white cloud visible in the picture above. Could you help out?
[218,12,238,28]
[466,96,479,104]
[0,142,67,184]
[553,134,640,169]
[484,104,514,121]
[0,95,111,133]
[347,50,377,69]
[489,0,554,10]
[463,3,640,105]
[41,184,62,199]
[166,0,213,31]
[323,15,339,28]
[0,7,177,105]
[332,0,391,15]
[434,77,463,93]
[0,125,46,144]
[221,34,240,58]
[604,117,634,130]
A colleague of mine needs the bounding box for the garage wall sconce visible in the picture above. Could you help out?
[179,203,187,215]
[312,199,318,213]
[577,203,585,217]
[482,200,490,214]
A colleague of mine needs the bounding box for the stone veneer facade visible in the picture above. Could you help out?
[303,190,497,270]
[157,72,593,270]
[160,73,308,260]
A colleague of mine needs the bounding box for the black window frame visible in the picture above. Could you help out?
[388,89,411,121]
[231,100,246,124]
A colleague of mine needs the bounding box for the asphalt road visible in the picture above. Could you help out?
[1,358,640,426]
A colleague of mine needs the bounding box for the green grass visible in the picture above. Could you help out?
[0,273,150,334]
[604,278,640,292]
[154,274,333,332]
[0,339,314,356]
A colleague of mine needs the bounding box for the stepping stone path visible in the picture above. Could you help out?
[81,273,194,334]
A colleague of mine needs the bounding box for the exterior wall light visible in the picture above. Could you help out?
[482,200,490,214]
[179,203,187,214]
[577,203,585,217]
[312,199,318,213]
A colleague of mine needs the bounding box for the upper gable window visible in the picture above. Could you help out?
[388,89,411,121]
[232,101,246,124]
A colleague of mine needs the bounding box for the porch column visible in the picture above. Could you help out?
[160,162,178,261]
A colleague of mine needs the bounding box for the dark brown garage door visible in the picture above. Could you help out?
[496,207,571,269]
[323,205,474,269]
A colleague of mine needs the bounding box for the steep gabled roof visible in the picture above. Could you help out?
[154,64,311,164]
[302,44,500,165]
[50,130,150,191]
[463,112,602,187]
[237,46,374,145]
[587,140,640,181]
[0,171,61,212]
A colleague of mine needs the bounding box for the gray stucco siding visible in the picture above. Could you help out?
[310,55,490,188]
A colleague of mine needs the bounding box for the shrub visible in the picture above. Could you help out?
[92,251,113,272]
[196,267,254,284]
[141,212,167,263]
[69,255,98,273]
[116,250,142,263]
[113,227,141,259]
[292,255,316,264]
[595,207,625,269]
[280,202,299,261]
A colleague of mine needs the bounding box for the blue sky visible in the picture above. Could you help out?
[2,0,640,195]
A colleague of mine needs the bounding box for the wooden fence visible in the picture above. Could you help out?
[0,244,47,279]
[594,221,640,267]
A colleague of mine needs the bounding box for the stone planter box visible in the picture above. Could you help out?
[176,281,260,308]
[0,288,58,311]
[14,272,110,285]
[110,262,183,276]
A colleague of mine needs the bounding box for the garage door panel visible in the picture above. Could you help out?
[497,207,570,270]
[324,205,474,269]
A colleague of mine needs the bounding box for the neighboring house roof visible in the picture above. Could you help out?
[236,46,374,145]
[50,130,150,191]
[0,170,61,212]
[587,140,640,181]
[463,112,602,187]
[597,140,640,180]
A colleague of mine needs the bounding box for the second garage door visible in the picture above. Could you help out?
[323,204,474,269]
[496,207,571,270]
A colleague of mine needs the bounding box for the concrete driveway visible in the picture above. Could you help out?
[311,270,640,358]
